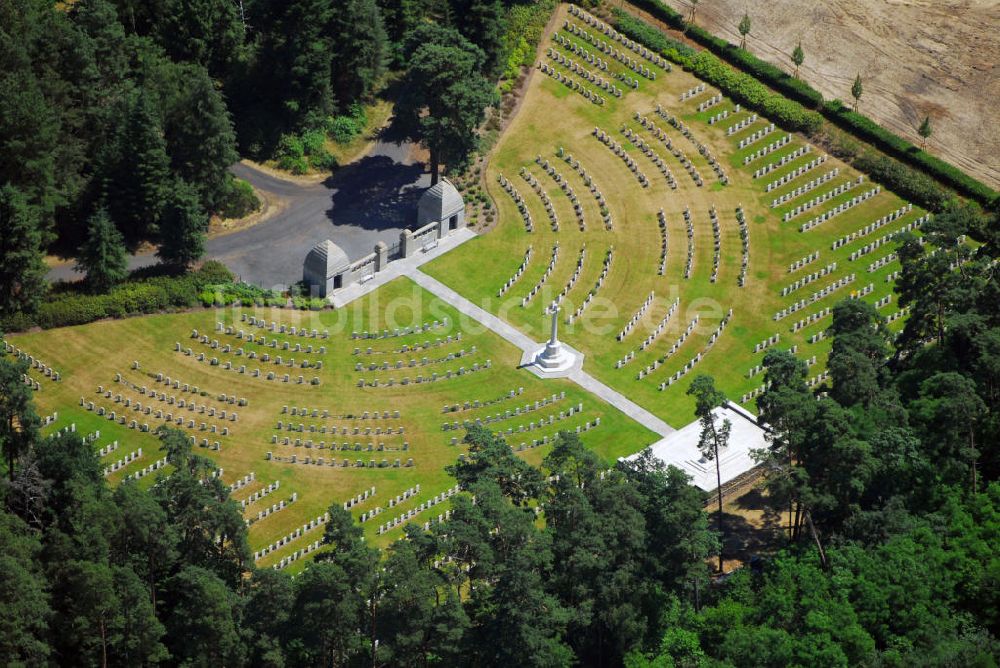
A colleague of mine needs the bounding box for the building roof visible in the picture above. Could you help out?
[304,239,351,279]
[621,402,768,492]
[417,178,464,224]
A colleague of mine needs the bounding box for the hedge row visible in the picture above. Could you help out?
[612,9,822,134]
[612,11,697,61]
[621,0,823,108]
[616,0,998,207]
[824,100,998,206]
[687,51,824,135]
[853,151,950,212]
[2,262,270,333]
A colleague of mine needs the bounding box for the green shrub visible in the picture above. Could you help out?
[853,151,950,211]
[197,261,234,284]
[278,155,309,174]
[329,115,363,144]
[301,129,326,155]
[276,134,305,159]
[218,177,261,219]
[688,51,823,134]
[309,148,338,171]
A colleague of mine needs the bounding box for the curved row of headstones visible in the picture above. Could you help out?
[493,402,585,438]
[657,309,733,390]
[561,21,658,81]
[799,186,883,232]
[592,127,650,187]
[615,297,680,369]
[752,144,812,179]
[783,176,863,221]
[832,206,921,249]
[554,246,587,307]
[497,173,534,232]
[546,47,627,97]
[499,246,533,297]
[567,3,672,71]
[568,247,613,322]
[443,392,568,433]
[535,156,586,230]
[441,386,526,415]
[238,315,330,339]
[742,134,792,165]
[657,209,669,275]
[523,243,560,307]
[637,315,699,379]
[736,206,749,287]
[354,333,462,358]
[558,151,613,230]
[683,208,695,279]
[353,345,476,373]
[622,126,678,189]
[537,62,607,105]
[664,105,731,185]
[349,319,447,341]
[708,206,722,283]
[774,273,856,321]
[771,168,839,208]
[174,344,321,385]
[191,333,323,369]
[618,291,655,341]
[355,360,493,389]
[651,108,711,185]
[780,262,837,296]
[1,342,61,381]
[520,168,559,232]
[765,154,828,192]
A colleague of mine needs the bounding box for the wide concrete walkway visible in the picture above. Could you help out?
[409,270,676,437]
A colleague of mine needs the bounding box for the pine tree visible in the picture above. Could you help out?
[792,41,804,78]
[738,12,751,50]
[156,181,207,268]
[104,90,172,241]
[851,73,863,112]
[0,355,41,482]
[327,0,388,110]
[687,375,731,573]
[0,185,47,318]
[395,24,496,183]
[76,208,128,293]
[164,66,238,212]
[918,115,933,149]
[453,0,505,75]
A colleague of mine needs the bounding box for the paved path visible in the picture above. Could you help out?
[48,139,429,287]
[410,269,675,437]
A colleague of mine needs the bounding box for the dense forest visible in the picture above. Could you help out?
[0,0,512,318]
[2,205,998,666]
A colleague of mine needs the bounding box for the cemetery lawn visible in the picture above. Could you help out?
[7,276,657,572]
[424,2,920,427]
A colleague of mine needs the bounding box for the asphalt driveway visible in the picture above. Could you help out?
[47,139,430,290]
